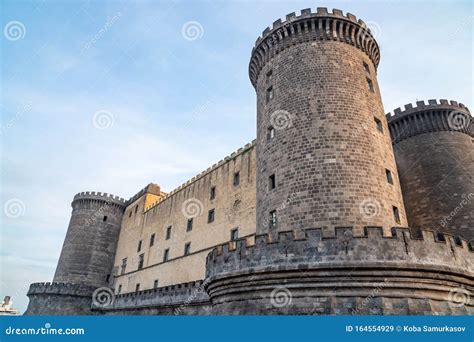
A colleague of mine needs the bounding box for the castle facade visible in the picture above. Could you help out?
[26,7,473,315]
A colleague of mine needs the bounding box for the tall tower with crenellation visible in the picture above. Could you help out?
[387,100,474,241]
[250,7,407,234]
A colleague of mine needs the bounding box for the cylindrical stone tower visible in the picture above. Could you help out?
[387,100,474,240]
[249,8,407,234]
[53,192,126,287]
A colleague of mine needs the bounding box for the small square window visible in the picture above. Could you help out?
[137,240,142,253]
[138,253,144,270]
[117,285,122,294]
[135,283,140,293]
[363,62,370,74]
[269,210,277,229]
[374,117,383,133]
[153,280,159,289]
[266,86,273,103]
[393,206,401,224]
[210,186,216,200]
[103,215,107,222]
[231,228,239,241]
[150,233,155,247]
[267,126,275,140]
[233,172,240,186]
[166,226,172,240]
[266,70,273,83]
[367,78,374,92]
[184,242,191,255]
[269,174,276,190]
[208,209,215,223]
[163,248,170,262]
[386,169,393,185]
[187,218,193,232]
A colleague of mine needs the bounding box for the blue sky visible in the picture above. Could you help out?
[1,0,472,313]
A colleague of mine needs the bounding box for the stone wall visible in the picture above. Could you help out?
[251,8,407,234]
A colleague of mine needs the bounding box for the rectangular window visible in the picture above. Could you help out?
[266,86,273,103]
[386,169,393,185]
[393,206,401,224]
[103,215,107,222]
[269,174,276,190]
[187,218,193,232]
[269,210,277,229]
[266,70,273,83]
[184,242,191,256]
[163,248,170,262]
[138,253,144,270]
[120,258,127,275]
[374,117,383,132]
[267,126,275,140]
[137,240,142,252]
[367,78,374,92]
[135,283,140,293]
[208,209,215,223]
[363,62,370,74]
[135,205,138,213]
[233,172,240,186]
[153,280,159,289]
[210,186,216,200]
[118,285,122,294]
[150,233,155,247]
[166,226,172,240]
[231,228,239,241]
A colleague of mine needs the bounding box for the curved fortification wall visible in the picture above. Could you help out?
[205,227,473,315]
[387,100,474,241]
[53,192,127,287]
[251,8,407,234]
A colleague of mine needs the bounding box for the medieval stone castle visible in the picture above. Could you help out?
[26,8,473,315]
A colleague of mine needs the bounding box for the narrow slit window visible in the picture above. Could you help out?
[150,233,155,247]
[120,258,127,275]
[137,240,142,252]
[138,253,144,270]
[166,226,172,240]
[163,249,170,262]
[374,116,383,132]
[103,215,107,222]
[210,186,216,200]
[269,174,276,190]
[187,218,193,232]
[208,209,215,223]
[363,62,370,74]
[135,284,140,292]
[367,78,374,92]
[266,86,274,103]
[184,242,191,256]
[266,70,273,83]
[117,285,122,294]
[393,206,401,224]
[269,210,277,229]
[267,126,275,140]
[233,172,240,186]
[386,169,393,185]
[231,228,239,241]
[153,280,159,289]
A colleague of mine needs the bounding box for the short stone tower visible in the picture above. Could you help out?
[250,7,407,234]
[387,100,474,241]
[53,192,127,287]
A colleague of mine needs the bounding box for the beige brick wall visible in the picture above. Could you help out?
[112,144,256,293]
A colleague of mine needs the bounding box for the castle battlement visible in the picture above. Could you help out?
[28,282,96,296]
[144,140,256,212]
[72,191,127,207]
[386,99,473,144]
[206,227,473,280]
[249,7,380,87]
